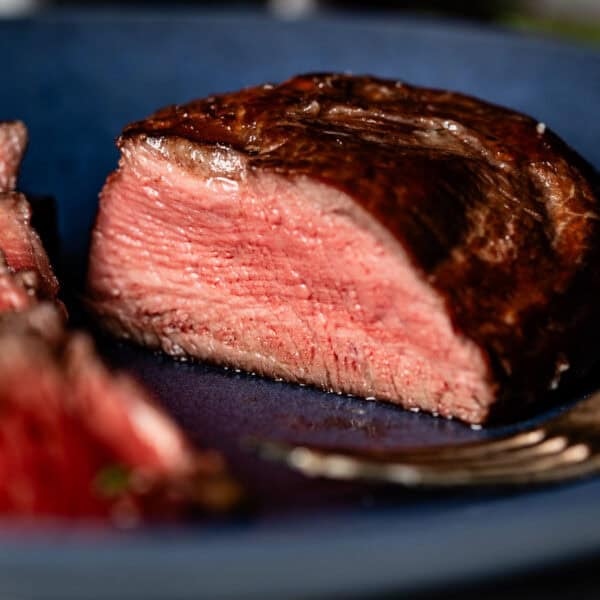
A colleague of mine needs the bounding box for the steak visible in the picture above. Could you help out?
[0,305,240,522]
[0,121,59,309]
[0,121,27,192]
[0,192,59,304]
[87,74,600,424]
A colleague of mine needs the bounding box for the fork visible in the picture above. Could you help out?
[255,391,600,487]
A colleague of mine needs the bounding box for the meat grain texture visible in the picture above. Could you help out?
[87,74,600,424]
[0,122,240,521]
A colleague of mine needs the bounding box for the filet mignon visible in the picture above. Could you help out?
[87,74,600,424]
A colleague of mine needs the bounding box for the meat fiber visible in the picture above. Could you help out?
[0,121,27,192]
[87,74,600,424]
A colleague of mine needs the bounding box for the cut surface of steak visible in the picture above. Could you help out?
[0,192,59,303]
[0,121,27,192]
[87,74,600,424]
[0,121,59,309]
[0,305,240,521]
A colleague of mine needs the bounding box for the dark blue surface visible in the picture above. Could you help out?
[1,10,600,599]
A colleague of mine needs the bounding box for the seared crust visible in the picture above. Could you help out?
[123,74,600,417]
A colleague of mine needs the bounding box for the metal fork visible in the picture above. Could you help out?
[255,391,600,487]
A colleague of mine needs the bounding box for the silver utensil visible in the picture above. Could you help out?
[255,391,600,487]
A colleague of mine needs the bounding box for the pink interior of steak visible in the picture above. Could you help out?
[0,326,195,518]
[88,138,496,423]
[0,121,27,192]
[0,192,59,300]
[65,334,194,474]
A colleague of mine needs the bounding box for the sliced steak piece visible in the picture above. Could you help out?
[0,121,27,192]
[0,121,59,309]
[0,304,241,522]
[87,73,600,424]
[0,192,59,302]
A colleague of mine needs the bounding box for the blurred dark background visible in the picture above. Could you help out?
[0,0,599,44]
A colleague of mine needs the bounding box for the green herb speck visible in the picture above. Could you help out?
[93,464,131,498]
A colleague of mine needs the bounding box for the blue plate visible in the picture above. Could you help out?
[1,10,600,599]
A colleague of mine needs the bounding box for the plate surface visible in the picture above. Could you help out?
[1,10,600,599]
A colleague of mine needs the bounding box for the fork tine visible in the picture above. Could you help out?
[253,431,555,477]
[300,429,549,464]
[256,438,594,487]
[383,431,549,464]
[379,446,592,486]
[417,443,593,486]
[254,429,550,469]
[400,435,568,468]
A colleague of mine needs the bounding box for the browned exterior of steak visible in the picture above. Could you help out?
[101,74,600,420]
